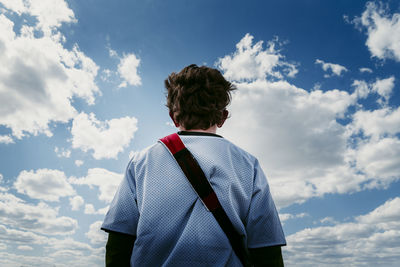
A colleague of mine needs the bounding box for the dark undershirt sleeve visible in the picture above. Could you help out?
[249,245,284,267]
[105,231,136,267]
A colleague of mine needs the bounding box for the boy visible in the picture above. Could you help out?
[102,64,286,266]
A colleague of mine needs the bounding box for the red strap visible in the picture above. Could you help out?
[160,133,186,155]
[159,133,251,265]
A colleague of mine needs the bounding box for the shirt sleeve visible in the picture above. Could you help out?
[245,159,286,248]
[101,160,139,236]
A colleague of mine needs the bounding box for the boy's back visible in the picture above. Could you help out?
[102,132,286,266]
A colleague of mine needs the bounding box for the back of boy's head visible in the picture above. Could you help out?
[165,64,236,130]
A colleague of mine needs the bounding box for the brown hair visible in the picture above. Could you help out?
[165,64,236,130]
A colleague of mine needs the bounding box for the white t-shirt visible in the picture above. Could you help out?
[102,132,286,266]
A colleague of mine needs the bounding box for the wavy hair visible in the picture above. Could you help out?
[165,64,236,130]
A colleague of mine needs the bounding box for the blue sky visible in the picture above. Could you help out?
[0,0,399,266]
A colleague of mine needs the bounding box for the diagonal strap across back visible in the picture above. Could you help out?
[159,133,253,267]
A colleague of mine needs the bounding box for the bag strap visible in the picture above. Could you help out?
[159,133,252,267]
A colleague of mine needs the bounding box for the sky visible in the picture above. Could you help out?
[0,0,399,266]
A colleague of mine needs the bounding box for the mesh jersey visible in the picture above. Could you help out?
[102,134,286,266]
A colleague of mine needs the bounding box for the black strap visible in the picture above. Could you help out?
[160,133,253,267]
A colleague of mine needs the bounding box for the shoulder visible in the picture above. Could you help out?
[128,142,166,167]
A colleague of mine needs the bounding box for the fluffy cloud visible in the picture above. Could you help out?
[356,138,400,185]
[347,105,400,187]
[350,106,400,139]
[0,224,46,245]
[359,67,373,73]
[0,3,99,139]
[220,78,355,207]
[14,169,75,202]
[0,0,76,35]
[353,1,400,61]
[218,34,399,208]
[371,76,395,104]
[84,204,108,215]
[0,235,104,267]
[118,53,141,87]
[315,59,348,77]
[279,213,308,223]
[284,198,400,266]
[45,237,104,264]
[351,76,395,104]
[86,221,107,245]
[0,192,77,235]
[71,112,138,160]
[0,135,13,144]
[216,34,298,82]
[357,197,400,229]
[69,168,123,203]
[69,195,84,211]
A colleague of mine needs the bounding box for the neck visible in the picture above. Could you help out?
[178,125,217,134]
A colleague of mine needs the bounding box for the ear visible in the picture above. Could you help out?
[169,111,180,127]
[217,110,229,128]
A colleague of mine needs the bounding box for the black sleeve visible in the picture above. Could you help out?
[105,231,136,267]
[249,245,284,267]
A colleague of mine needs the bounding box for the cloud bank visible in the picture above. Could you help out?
[71,113,138,160]
[354,2,400,61]
[0,2,99,139]
[218,33,400,208]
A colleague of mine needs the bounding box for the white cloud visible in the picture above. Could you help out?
[284,198,400,266]
[0,0,76,35]
[0,192,77,235]
[69,195,84,211]
[315,59,348,77]
[54,147,71,158]
[69,168,123,203]
[359,67,373,73]
[216,34,298,82]
[0,224,46,245]
[279,213,308,223]
[357,198,400,230]
[74,160,84,167]
[86,221,107,245]
[220,79,355,207]
[350,106,400,139]
[0,135,13,144]
[0,4,99,139]
[84,204,96,214]
[71,112,138,160]
[118,53,141,87]
[14,169,75,202]
[354,2,400,61]
[319,217,339,225]
[17,245,34,251]
[352,80,371,99]
[351,76,395,104]
[84,204,108,215]
[218,34,400,208]
[1,236,106,267]
[372,76,395,105]
[356,138,400,185]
